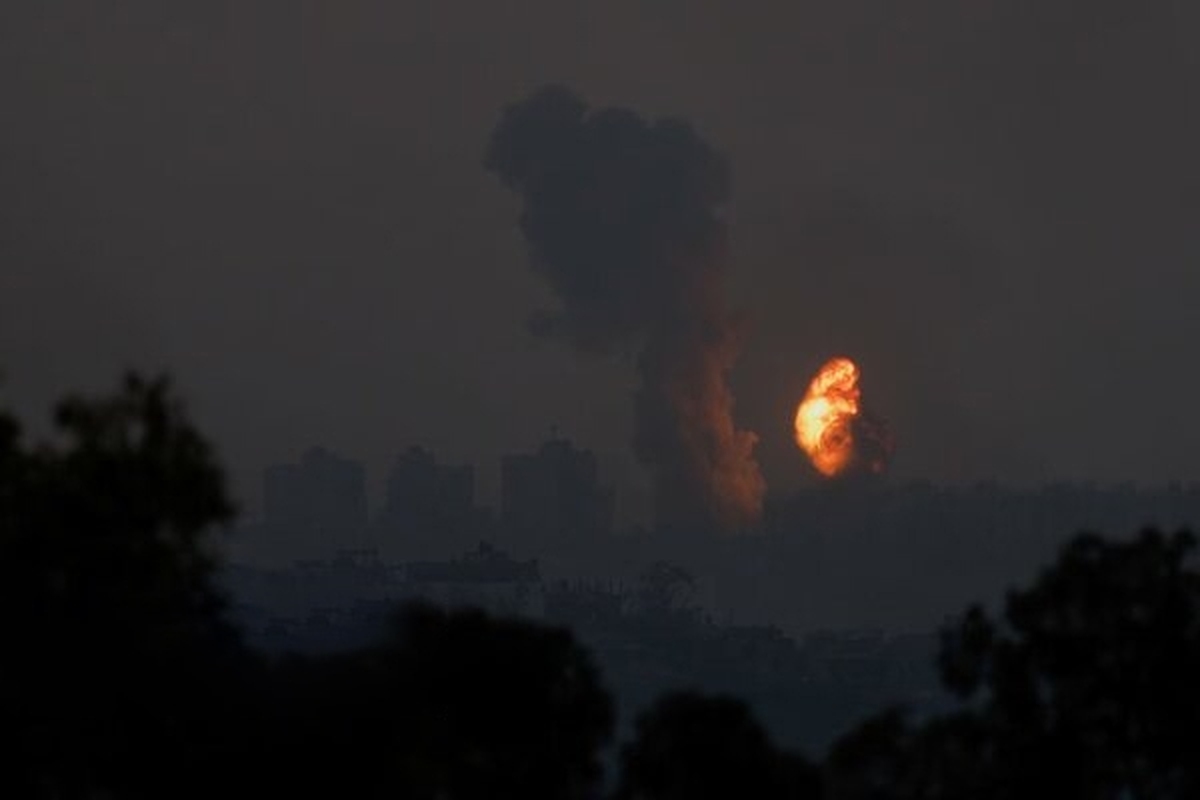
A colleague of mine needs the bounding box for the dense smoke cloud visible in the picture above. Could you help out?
[851,411,894,477]
[485,86,765,532]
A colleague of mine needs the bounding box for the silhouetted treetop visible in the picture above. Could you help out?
[387,604,615,799]
[940,529,1200,797]
[830,529,1200,799]
[265,604,615,800]
[0,372,241,798]
[615,692,821,800]
[9,371,1200,800]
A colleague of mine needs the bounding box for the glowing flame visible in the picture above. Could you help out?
[794,357,862,477]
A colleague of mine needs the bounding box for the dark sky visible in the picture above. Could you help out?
[3,1,1199,517]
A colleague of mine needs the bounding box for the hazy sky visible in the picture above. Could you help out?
[3,1,1199,515]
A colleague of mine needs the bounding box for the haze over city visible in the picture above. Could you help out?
[5,3,1200,797]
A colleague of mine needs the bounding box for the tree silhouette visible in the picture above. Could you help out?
[0,374,616,798]
[8,372,1200,799]
[264,604,615,799]
[827,529,1200,799]
[0,373,247,798]
[614,692,821,800]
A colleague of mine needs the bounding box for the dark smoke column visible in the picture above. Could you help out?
[485,86,765,533]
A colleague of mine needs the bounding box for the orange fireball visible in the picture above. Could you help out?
[794,357,862,477]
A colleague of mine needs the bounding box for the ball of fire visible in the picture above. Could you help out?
[794,356,891,478]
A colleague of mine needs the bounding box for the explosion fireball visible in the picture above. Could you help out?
[794,356,891,478]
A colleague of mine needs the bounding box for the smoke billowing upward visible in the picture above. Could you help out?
[851,410,894,477]
[485,86,765,533]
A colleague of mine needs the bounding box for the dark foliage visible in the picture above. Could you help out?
[614,692,821,800]
[827,529,1200,799]
[0,375,614,799]
[0,374,245,798]
[262,604,614,798]
[6,373,1200,799]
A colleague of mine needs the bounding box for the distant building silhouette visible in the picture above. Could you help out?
[380,446,474,531]
[501,435,615,548]
[263,446,367,540]
[375,446,491,557]
[406,541,543,617]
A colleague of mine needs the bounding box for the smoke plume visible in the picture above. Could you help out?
[485,86,765,533]
[851,411,894,477]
